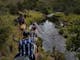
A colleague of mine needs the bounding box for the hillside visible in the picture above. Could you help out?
[0,0,80,60]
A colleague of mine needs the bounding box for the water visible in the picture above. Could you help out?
[35,20,78,60]
[35,20,66,52]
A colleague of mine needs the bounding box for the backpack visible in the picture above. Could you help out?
[24,38,34,57]
[19,39,34,55]
[19,40,24,56]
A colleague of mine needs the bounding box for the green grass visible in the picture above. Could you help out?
[0,10,45,60]
[24,10,45,25]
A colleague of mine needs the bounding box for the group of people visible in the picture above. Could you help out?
[14,13,38,60]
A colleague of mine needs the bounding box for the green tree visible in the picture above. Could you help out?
[19,0,39,10]
[52,0,80,14]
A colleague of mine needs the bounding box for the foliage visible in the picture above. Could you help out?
[0,0,80,59]
[1,0,80,14]
[0,10,45,59]
[52,0,80,14]
[23,10,45,25]
[77,53,80,60]
[54,13,80,52]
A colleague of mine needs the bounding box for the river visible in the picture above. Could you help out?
[35,20,78,60]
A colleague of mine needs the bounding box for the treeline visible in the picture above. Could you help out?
[1,0,80,15]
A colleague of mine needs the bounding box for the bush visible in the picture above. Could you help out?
[55,13,80,51]
[77,53,80,60]
[0,26,11,52]
[59,29,64,35]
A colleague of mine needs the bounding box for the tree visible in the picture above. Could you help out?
[20,0,39,10]
[52,0,80,14]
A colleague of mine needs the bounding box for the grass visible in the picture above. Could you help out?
[0,10,65,60]
[24,10,45,25]
[0,10,45,60]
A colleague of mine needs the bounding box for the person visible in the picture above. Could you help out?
[29,23,37,42]
[17,14,27,31]
[18,31,35,60]
[17,14,25,25]
[29,23,36,32]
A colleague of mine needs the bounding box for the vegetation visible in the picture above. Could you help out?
[77,53,80,60]
[0,11,44,60]
[52,13,80,59]
[53,13,80,51]
[1,0,80,14]
[0,0,80,60]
